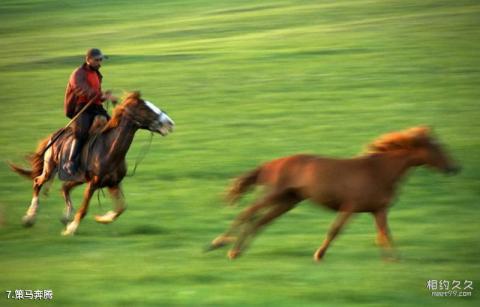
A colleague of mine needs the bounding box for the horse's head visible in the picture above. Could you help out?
[118,91,174,136]
[408,127,460,175]
[366,126,460,175]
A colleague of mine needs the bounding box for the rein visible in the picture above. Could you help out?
[127,131,154,177]
[40,96,98,156]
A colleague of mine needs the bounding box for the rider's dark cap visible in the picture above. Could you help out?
[86,48,108,60]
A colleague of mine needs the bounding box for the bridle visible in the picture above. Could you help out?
[122,101,168,131]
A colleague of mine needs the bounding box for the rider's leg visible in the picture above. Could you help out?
[63,108,93,175]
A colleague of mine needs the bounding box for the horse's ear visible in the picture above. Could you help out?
[122,91,142,102]
[407,125,431,146]
[132,91,141,99]
[407,125,431,137]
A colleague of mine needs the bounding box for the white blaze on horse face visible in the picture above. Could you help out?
[144,100,161,115]
[144,100,175,126]
[160,112,174,126]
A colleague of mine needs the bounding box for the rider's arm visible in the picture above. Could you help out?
[70,69,101,100]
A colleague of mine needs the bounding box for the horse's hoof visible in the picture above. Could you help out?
[383,257,400,263]
[95,216,113,224]
[382,253,401,263]
[228,249,241,260]
[313,250,325,262]
[22,215,35,228]
[205,240,226,252]
[61,222,78,236]
[95,211,117,224]
[204,241,226,253]
[212,236,236,248]
[61,229,74,236]
[203,244,217,253]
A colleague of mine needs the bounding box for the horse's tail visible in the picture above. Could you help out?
[7,161,33,179]
[8,137,51,180]
[226,167,262,206]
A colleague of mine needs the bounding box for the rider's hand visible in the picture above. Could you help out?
[110,95,119,105]
[102,90,118,104]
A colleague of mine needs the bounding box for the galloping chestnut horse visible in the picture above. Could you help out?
[9,92,174,236]
[208,127,459,261]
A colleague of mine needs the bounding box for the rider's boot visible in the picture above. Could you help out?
[63,139,81,176]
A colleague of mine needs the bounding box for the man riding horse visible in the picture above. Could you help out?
[63,48,118,176]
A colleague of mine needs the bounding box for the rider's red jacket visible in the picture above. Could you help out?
[64,63,105,118]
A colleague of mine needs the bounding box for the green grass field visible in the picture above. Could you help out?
[0,0,479,306]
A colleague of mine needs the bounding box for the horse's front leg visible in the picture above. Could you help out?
[95,185,126,224]
[372,208,398,261]
[314,209,354,262]
[62,182,96,236]
[60,181,82,225]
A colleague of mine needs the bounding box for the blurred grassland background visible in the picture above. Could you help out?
[0,0,479,306]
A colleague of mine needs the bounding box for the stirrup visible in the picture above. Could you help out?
[63,161,76,176]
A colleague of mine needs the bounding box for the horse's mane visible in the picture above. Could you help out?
[364,126,431,154]
[102,91,142,132]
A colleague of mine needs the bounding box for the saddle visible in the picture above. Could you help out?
[57,116,108,181]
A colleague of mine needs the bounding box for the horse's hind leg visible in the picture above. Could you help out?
[313,209,354,262]
[62,181,96,236]
[206,194,275,252]
[22,184,41,227]
[22,148,55,227]
[42,177,55,196]
[95,185,126,224]
[60,181,82,225]
[227,190,300,259]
